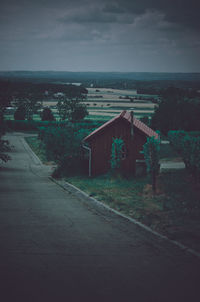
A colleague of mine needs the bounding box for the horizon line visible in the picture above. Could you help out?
[0,70,200,74]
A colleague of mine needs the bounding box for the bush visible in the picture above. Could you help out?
[70,105,88,121]
[41,107,55,121]
[168,130,186,153]
[14,105,26,120]
[151,89,200,134]
[39,125,90,176]
[52,156,84,178]
[168,130,200,181]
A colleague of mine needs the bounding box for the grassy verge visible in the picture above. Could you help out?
[66,172,200,251]
[66,174,162,222]
[25,136,48,164]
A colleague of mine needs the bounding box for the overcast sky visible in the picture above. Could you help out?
[0,0,200,72]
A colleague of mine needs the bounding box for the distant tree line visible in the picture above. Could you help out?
[0,80,88,122]
[0,80,88,99]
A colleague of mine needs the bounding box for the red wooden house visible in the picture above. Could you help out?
[83,111,159,177]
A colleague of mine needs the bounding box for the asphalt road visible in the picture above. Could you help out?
[0,132,200,302]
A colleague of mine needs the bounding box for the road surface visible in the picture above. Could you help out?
[0,132,200,302]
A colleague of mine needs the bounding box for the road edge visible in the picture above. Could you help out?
[21,136,43,166]
[50,176,200,259]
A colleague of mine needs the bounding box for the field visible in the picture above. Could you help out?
[42,87,157,120]
[4,87,158,122]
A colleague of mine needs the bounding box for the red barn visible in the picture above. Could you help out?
[83,111,159,177]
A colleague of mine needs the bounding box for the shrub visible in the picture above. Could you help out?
[39,125,89,177]
[52,156,84,178]
[168,130,200,181]
[41,107,55,121]
[168,130,186,153]
[14,105,26,120]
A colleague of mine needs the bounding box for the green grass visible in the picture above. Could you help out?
[86,115,112,121]
[66,171,200,251]
[25,136,48,163]
[66,174,163,220]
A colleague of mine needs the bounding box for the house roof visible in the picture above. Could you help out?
[84,110,159,142]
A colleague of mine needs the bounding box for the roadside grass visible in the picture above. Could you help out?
[66,171,200,251]
[65,174,163,221]
[25,136,48,164]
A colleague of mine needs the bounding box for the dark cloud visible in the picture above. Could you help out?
[115,0,200,30]
[102,3,125,14]
[60,8,118,24]
[0,0,199,71]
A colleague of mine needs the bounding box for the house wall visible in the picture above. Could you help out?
[88,118,147,176]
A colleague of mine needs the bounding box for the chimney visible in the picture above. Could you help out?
[130,111,134,139]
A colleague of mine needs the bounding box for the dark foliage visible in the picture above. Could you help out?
[70,104,88,121]
[151,87,200,134]
[38,125,90,177]
[0,80,88,100]
[41,107,55,121]
[14,105,26,120]
[168,130,200,182]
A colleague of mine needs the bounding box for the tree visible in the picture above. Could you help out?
[38,125,88,177]
[41,107,55,121]
[57,98,71,121]
[57,97,88,121]
[143,136,160,194]
[14,105,26,120]
[151,87,200,134]
[168,131,200,182]
[13,92,42,120]
[70,104,88,122]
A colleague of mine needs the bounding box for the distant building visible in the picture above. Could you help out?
[83,111,158,177]
[66,82,82,86]
[53,92,65,98]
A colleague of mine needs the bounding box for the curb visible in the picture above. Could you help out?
[50,176,200,259]
[21,137,43,166]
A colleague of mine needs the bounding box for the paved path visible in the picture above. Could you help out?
[0,133,200,302]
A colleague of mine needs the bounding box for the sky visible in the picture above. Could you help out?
[0,0,200,72]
